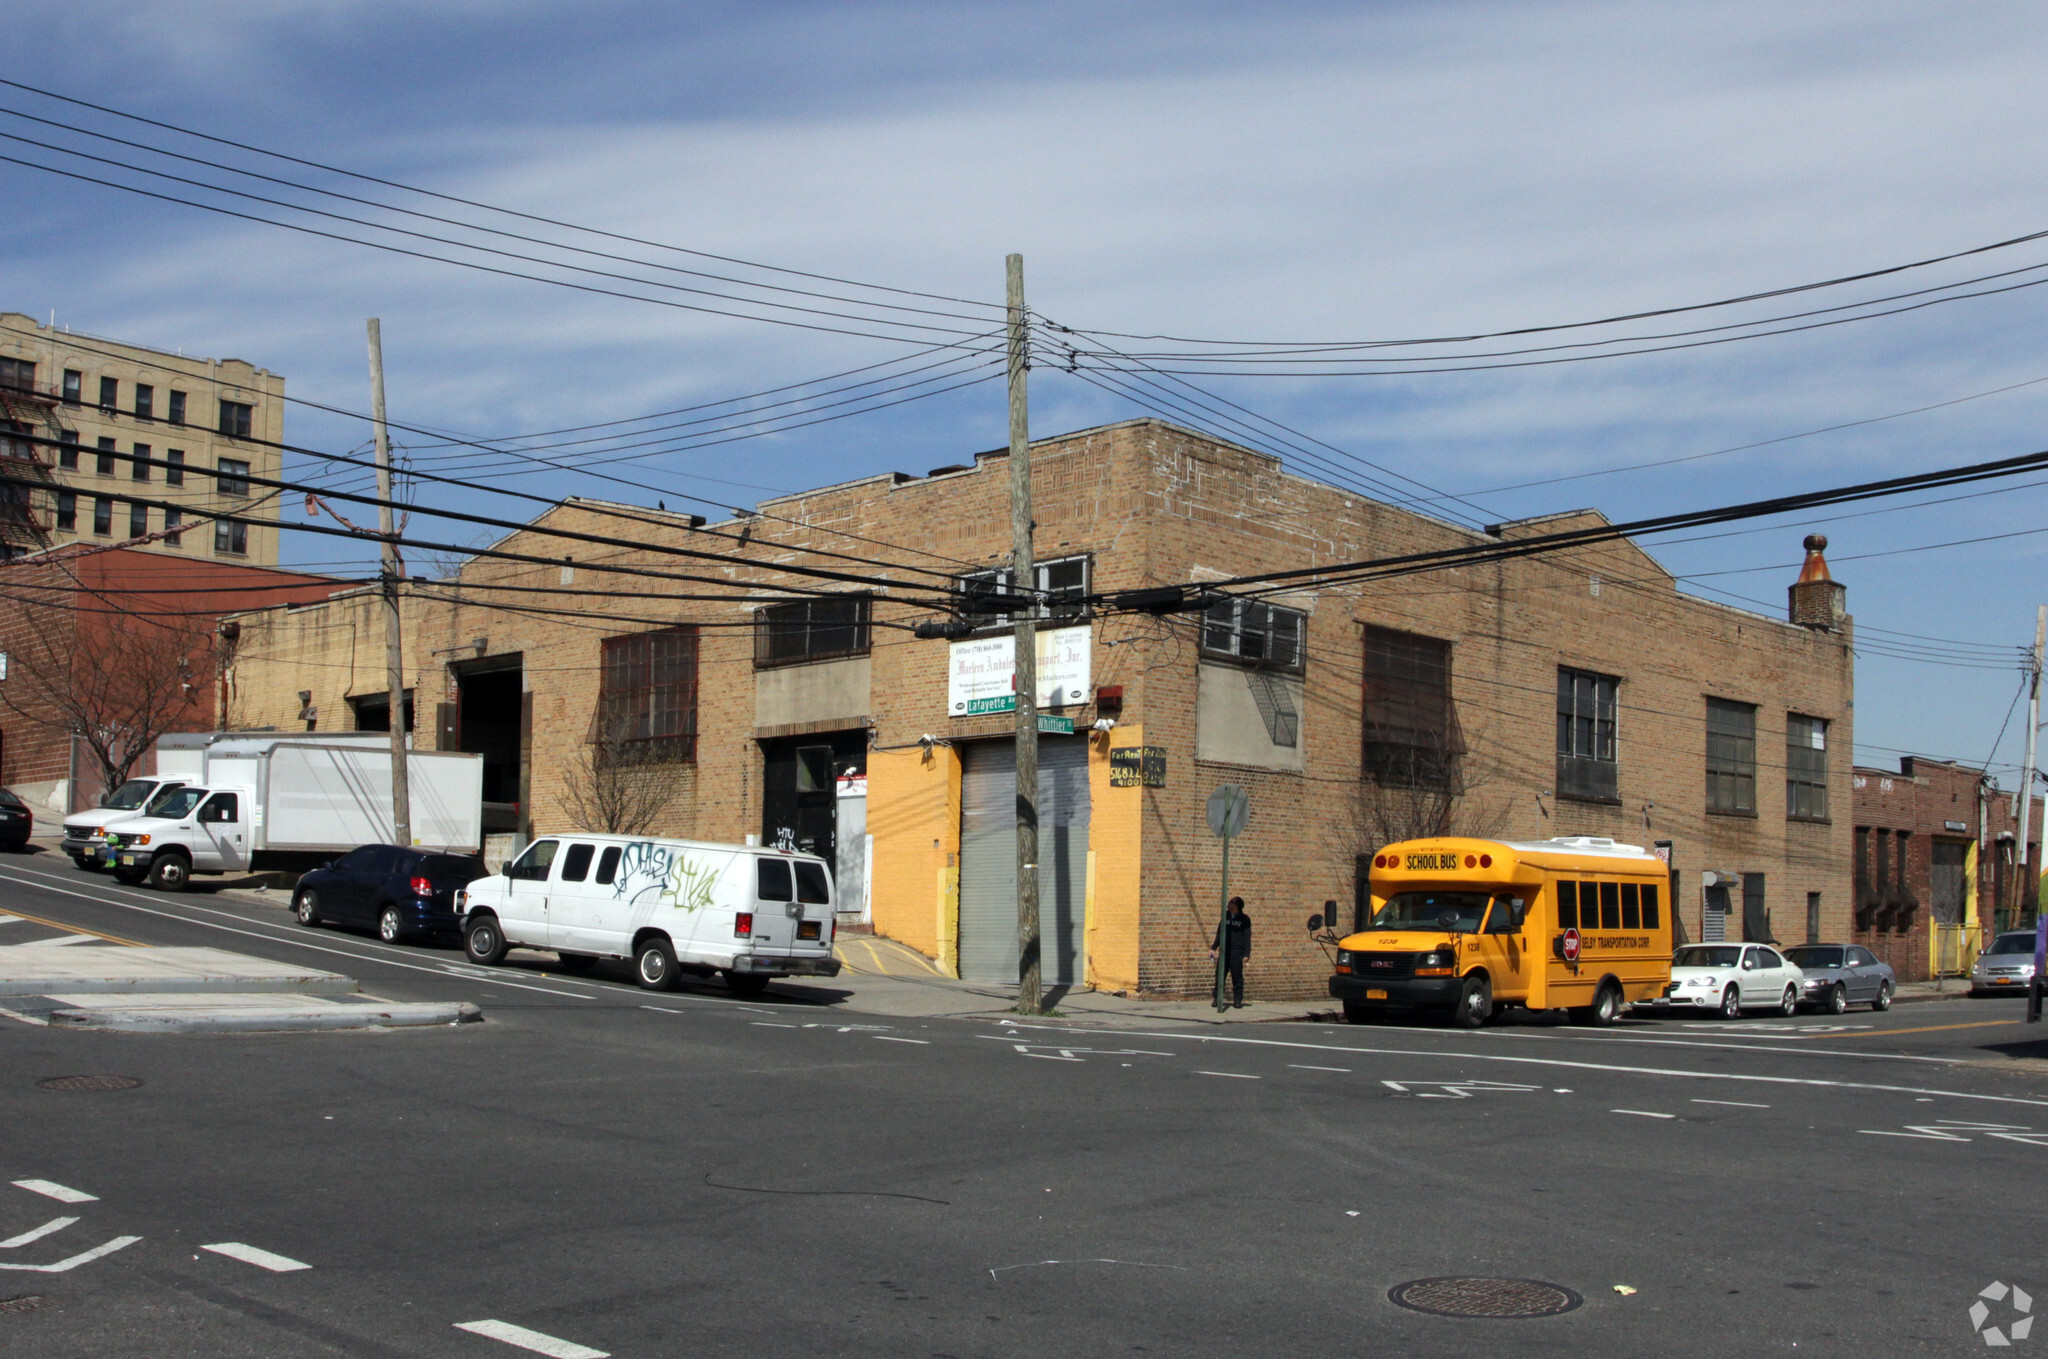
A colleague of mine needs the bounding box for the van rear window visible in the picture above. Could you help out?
[795,860,831,905]
[594,846,621,886]
[418,854,486,883]
[757,858,793,902]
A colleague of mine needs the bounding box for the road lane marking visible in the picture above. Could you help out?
[1289,1064,1352,1072]
[0,1217,76,1248]
[15,933,100,947]
[0,1235,139,1271]
[1000,1023,2048,1108]
[1612,1109,1676,1119]
[202,1242,311,1272]
[1693,1099,1771,1108]
[1827,1020,2024,1038]
[874,1036,929,1044]
[1195,1071,1260,1079]
[454,1319,610,1357]
[12,1180,95,1204]
[752,1022,797,1029]
[0,905,146,947]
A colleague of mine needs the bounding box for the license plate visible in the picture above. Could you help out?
[120,855,135,865]
[1995,978,2016,985]
[1366,988,1388,1000]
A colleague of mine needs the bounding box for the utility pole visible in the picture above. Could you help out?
[1007,253,1041,1016]
[367,319,411,848]
[2026,606,2045,1023]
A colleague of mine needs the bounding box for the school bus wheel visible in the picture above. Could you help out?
[1451,973,1493,1028]
[1569,978,1623,1026]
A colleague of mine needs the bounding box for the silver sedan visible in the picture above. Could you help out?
[1783,943,1895,1013]
[1970,932,2040,997]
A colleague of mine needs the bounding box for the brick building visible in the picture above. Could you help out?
[1850,756,2041,982]
[0,546,347,816]
[0,313,288,565]
[220,420,1855,1000]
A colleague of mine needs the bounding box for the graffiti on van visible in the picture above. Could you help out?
[664,854,719,914]
[612,841,677,905]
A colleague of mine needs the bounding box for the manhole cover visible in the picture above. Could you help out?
[37,1075,142,1092]
[0,1295,52,1315]
[1389,1277,1583,1318]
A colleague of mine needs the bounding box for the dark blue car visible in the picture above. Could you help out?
[292,845,487,944]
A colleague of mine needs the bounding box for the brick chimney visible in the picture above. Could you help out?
[1788,534,1846,630]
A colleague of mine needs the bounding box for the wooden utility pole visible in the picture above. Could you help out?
[1008,253,1041,1015]
[367,318,411,848]
[2024,606,2044,1023]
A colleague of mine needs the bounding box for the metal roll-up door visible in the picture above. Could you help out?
[957,737,1090,985]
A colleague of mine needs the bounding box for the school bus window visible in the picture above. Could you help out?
[1371,891,1489,932]
[1599,881,1621,929]
[1485,898,1522,934]
[1621,882,1641,929]
[1556,881,1578,930]
[1642,883,1661,929]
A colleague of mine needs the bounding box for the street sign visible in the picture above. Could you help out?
[1206,785,1249,838]
[1561,927,1582,963]
[1037,715,1074,734]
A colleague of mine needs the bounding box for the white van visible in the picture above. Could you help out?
[457,835,845,995]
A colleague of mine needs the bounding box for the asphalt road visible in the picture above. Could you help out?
[2,848,2045,1358]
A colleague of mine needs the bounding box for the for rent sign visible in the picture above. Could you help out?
[948,625,1092,715]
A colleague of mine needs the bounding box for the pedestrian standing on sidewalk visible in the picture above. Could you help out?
[1211,896,1252,1008]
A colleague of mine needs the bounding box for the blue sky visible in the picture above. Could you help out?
[5,0,2048,783]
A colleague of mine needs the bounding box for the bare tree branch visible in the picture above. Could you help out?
[558,737,678,835]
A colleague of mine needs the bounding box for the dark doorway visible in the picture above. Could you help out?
[451,658,523,834]
[1806,891,1822,944]
[1354,855,1374,932]
[348,689,414,733]
[1742,873,1769,942]
[761,731,866,871]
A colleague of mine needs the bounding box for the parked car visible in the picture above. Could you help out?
[1783,943,1894,1012]
[292,845,488,943]
[1970,932,2041,996]
[0,789,32,850]
[1641,943,1805,1017]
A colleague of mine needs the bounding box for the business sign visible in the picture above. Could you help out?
[1110,746,1168,788]
[948,625,1091,716]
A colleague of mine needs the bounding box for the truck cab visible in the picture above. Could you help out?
[100,785,251,890]
[61,777,191,871]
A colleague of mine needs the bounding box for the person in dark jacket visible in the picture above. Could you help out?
[1211,896,1252,1007]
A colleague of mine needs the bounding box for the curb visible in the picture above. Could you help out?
[46,1000,483,1033]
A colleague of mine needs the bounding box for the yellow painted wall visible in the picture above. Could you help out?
[1085,725,1145,992]
[868,744,962,973]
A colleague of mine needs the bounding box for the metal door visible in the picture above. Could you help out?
[1741,873,1768,942]
[957,738,1090,985]
[1931,841,1967,924]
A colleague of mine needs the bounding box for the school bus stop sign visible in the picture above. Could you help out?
[1561,927,1582,963]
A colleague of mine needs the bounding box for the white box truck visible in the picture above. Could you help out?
[96,734,483,891]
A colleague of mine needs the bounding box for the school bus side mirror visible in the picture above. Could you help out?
[1510,900,1528,928]
[1306,913,1324,933]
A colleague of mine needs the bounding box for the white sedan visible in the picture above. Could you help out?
[1641,943,1805,1018]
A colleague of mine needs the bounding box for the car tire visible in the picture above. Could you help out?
[464,914,509,966]
[724,970,771,997]
[1570,981,1623,1026]
[1872,981,1893,1012]
[1824,983,1848,1015]
[1451,973,1492,1028]
[1779,984,1798,1017]
[1718,984,1742,1019]
[295,890,321,926]
[147,852,191,893]
[635,937,680,991]
[554,953,598,974]
[377,905,404,944]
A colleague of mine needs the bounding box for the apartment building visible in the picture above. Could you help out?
[221,419,1855,1000]
[0,313,285,563]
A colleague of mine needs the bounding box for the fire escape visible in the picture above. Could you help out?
[0,366,58,557]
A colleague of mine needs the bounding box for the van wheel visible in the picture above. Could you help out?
[464,915,508,966]
[1451,974,1492,1028]
[724,971,771,997]
[1872,981,1893,1012]
[295,890,321,926]
[635,938,680,991]
[554,953,597,974]
[147,852,191,892]
[1571,982,1623,1026]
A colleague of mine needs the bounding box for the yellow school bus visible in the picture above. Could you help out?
[1325,836,1672,1027]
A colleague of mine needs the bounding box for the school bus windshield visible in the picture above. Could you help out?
[1368,891,1492,933]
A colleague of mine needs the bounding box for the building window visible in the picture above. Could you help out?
[134,383,154,421]
[1202,597,1305,670]
[957,554,1089,627]
[1706,697,1758,815]
[92,496,112,536]
[57,430,78,470]
[164,505,183,545]
[131,443,151,481]
[54,490,75,532]
[61,369,81,404]
[165,449,185,486]
[214,517,247,555]
[597,626,699,763]
[0,358,34,393]
[218,399,252,438]
[96,437,116,476]
[1556,667,1619,803]
[216,458,249,497]
[98,376,118,411]
[128,501,147,538]
[1786,714,1829,822]
[0,421,30,463]
[754,595,871,668]
[1362,626,1459,787]
[167,389,186,425]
